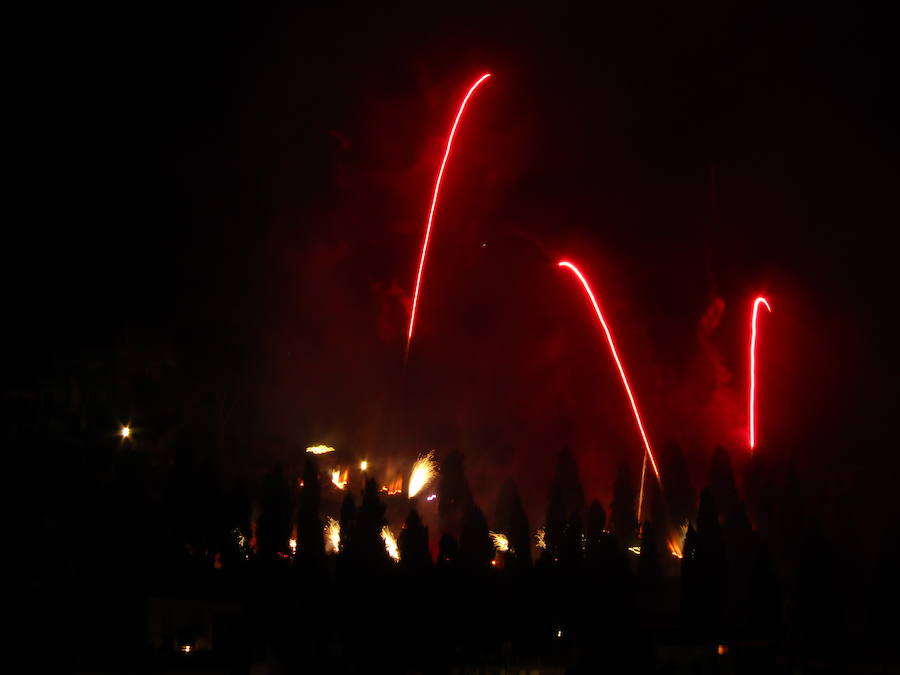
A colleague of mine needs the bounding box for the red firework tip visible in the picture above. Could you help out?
[406,73,492,352]
[749,296,772,450]
[557,261,660,482]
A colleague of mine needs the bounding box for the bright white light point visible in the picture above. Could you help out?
[289,538,297,554]
[306,445,335,455]
[556,630,563,638]
[120,425,131,439]
[426,494,437,501]
[360,460,368,471]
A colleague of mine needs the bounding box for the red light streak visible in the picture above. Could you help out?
[406,73,492,353]
[557,261,661,514]
[749,296,771,450]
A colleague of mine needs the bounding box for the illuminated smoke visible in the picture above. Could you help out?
[325,517,341,554]
[307,445,335,455]
[406,73,492,353]
[408,451,438,498]
[381,525,400,561]
[489,531,509,552]
[557,261,661,523]
[749,296,772,450]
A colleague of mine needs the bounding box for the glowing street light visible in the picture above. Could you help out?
[360,460,368,472]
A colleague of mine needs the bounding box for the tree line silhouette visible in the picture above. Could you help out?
[17,436,900,673]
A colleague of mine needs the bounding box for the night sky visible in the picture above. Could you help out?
[12,3,899,541]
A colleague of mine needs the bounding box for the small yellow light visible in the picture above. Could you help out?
[120,425,131,439]
[717,644,728,656]
[180,645,192,653]
[360,460,368,472]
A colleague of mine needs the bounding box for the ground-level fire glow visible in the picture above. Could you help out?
[331,468,349,490]
[381,525,400,561]
[406,73,492,353]
[535,528,546,550]
[289,537,297,555]
[490,531,509,552]
[359,459,368,472]
[325,517,341,554]
[408,450,438,497]
[749,296,772,450]
[306,444,335,455]
[557,261,661,523]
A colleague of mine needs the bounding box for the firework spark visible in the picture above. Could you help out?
[406,73,492,354]
[557,260,661,522]
[408,451,438,498]
[325,517,341,554]
[306,445,335,455]
[535,528,546,550]
[749,296,772,450]
[489,531,509,552]
[381,525,400,561]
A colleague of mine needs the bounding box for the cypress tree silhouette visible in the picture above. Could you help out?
[257,464,291,562]
[559,511,584,569]
[708,445,738,518]
[638,519,661,614]
[295,458,325,568]
[611,462,637,549]
[694,487,727,633]
[437,451,472,539]
[585,499,607,563]
[545,447,585,560]
[459,503,494,571]
[507,486,532,570]
[723,501,758,631]
[399,507,431,573]
[437,533,458,569]
[338,491,356,553]
[660,440,694,528]
[354,477,389,572]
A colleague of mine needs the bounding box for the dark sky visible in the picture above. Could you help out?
[12,3,899,533]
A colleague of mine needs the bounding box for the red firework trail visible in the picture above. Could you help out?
[558,261,661,519]
[749,296,771,450]
[406,73,492,354]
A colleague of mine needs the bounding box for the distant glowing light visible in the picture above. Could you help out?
[408,451,438,497]
[381,525,400,561]
[717,644,728,656]
[557,260,660,523]
[359,460,368,472]
[489,531,509,552]
[749,296,772,450]
[180,645,192,653]
[556,630,563,638]
[331,468,349,490]
[119,425,131,439]
[289,538,297,554]
[426,493,437,502]
[627,546,641,556]
[325,517,341,554]
[406,73,492,353]
[535,528,546,550]
[307,445,335,455]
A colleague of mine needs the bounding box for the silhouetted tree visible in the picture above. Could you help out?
[501,482,531,570]
[399,507,431,573]
[708,445,738,518]
[660,440,694,527]
[353,477,389,572]
[693,487,727,631]
[545,447,584,560]
[611,462,637,549]
[638,520,661,605]
[339,491,356,556]
[585,499,607,561]
[723,501,758,630]
[257,464,291,561]
[559,511,584,568]
[459,504,494,571]
[437,533,458,569]
[438,451,472,538]
[296,458,324,566]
